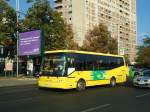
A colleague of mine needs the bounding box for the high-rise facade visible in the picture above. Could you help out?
[54,0,137,63]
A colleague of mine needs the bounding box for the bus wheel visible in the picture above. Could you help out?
[110,77,116,87]
[76,79,86,91]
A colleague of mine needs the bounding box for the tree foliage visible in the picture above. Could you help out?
[136,37,150,67]
[124,54,130,65]
[24,0,78,50]
[64,25,79,50]
[0,0,16,46]
[81,23,117,54]
[0,0,17,58]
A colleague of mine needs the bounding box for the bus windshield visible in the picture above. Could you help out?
[41,53,66,77]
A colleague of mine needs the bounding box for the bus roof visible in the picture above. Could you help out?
[45,50,124,58]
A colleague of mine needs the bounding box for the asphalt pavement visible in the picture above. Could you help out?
[0,80,150,112]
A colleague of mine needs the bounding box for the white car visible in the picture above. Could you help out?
[133,70,150,88]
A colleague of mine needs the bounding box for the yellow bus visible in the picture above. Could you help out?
[38,50,128,91]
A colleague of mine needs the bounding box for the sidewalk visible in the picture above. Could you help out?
[0,76,38,87]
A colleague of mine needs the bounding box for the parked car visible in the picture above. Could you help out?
[133,70,150,88]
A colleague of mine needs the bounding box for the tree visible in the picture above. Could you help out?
[124,54,130,65]
[81,23,117,54]
[136,36,150,67]
[0,0,17,58]
[24,0,78,51]
[65,25,79,50]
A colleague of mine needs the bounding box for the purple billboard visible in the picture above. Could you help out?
[19,30,42,56]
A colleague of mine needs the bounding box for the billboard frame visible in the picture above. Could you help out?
[18,29,43,57]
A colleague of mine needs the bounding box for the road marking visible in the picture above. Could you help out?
[80,104,111,112]
[136,92,150,98]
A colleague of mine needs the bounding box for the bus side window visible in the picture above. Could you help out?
[109,57,112,69]
[94,61,100,70]
[117,58,124,67]
[110,57,117,69]
[120,58,124,66]
[113,58,118,68]
[99,56,106,70]
[102,56,109,70]
[92,56,100,70]
[99,59,103,70]
[92,60,99,70]
[74,54,84,71]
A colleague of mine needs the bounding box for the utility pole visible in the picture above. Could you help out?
[16,0,19,77]
[117,24,120,55]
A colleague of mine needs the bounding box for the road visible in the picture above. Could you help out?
[0,83,150,112]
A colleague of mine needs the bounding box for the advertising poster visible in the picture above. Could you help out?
[19,30,42,56]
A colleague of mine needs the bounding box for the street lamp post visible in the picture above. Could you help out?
[16,0,19,77]
[117,24,120,55]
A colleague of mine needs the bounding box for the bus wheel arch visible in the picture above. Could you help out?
[76,79,86,91]
[110,77,116,87]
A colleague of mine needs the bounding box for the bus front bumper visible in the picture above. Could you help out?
[38,80,75,89]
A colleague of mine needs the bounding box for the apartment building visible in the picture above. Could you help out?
[54,0,137,63]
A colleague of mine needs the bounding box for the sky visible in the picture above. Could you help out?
[7,0,150,45]
[7,0,53,16]
[137,0,150,42]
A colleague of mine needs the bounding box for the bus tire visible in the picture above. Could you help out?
[110,77,116,87]
[76,79,86,91]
